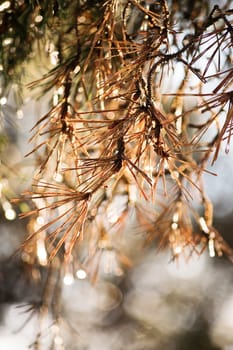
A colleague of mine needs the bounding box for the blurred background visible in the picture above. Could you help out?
[1,0,233,349]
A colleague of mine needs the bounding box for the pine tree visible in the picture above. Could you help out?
[0,0,233,348]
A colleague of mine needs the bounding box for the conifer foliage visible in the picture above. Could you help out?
[0,0,233,346]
